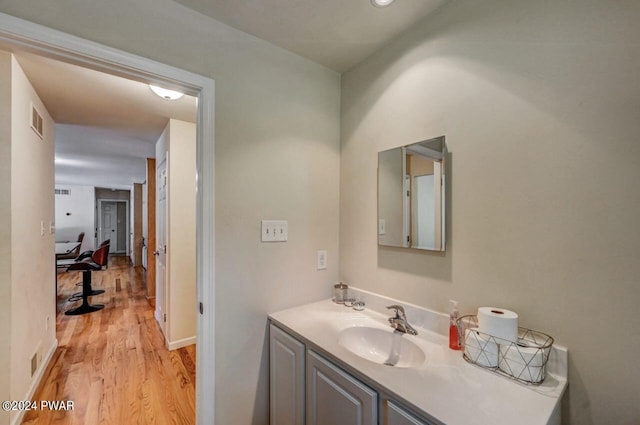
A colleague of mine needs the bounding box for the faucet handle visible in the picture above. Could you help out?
[386,304,406,318]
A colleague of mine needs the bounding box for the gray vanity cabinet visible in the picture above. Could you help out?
[307,350,378,425]
[382,400,431,425]
[270,322,430,425]
[270,324,305,425]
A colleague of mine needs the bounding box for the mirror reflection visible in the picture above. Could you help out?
[378,136,446,251]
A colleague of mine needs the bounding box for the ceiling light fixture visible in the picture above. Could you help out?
[149,84,184,100]
[371,0,395,7]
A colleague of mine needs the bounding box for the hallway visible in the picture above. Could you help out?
[23,257,196,425]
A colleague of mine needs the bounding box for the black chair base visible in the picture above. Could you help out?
[68,289,105,302]
[65,302,104,316]
[64,268,106,316]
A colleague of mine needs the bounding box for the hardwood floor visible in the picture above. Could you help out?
[23,256,196,425]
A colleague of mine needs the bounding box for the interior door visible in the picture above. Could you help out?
[101,201,118,248]
[155,159,168,336]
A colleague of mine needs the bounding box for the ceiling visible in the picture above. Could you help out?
[14,52,197,189]
[173,0,447,72]
[9,1,447,188]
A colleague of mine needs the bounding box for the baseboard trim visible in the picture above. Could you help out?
[167,336,196,351]
[11,339,58,425]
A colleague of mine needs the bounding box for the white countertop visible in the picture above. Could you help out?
[269,298,567,425]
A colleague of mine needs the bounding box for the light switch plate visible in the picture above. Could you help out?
[317,250,327,270]
[378,219,386,235]
[261,220,288,242]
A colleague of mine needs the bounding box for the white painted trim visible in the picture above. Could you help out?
[11,339,58,425]
[167,336,197,351]
[0,13,216,424]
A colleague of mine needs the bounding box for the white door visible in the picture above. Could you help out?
[101,201,118,248]
[155,159,168,336]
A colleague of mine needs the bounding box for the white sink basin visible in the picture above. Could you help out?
[338,326,426,368]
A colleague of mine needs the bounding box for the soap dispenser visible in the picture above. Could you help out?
[449,300,461,350]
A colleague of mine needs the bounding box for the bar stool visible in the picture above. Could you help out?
[64,244,109,316]
[70,239,110,298]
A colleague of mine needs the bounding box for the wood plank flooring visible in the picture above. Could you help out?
[23,256,196,425]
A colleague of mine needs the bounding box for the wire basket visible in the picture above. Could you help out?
[457,315,554,385]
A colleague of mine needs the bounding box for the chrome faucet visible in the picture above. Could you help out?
[386,305,418,335]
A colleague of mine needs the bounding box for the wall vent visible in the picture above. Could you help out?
[55,188,71,196]
[30,103,44,139]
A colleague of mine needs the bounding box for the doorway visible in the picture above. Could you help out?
[0,12,216,424]
[98,199,129,254]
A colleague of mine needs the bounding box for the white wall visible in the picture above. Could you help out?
[154,119,197,347]
[9,54,57,422]
[1,2,337,423]
[167,119,196,346]
[54,184,95,251]
[339,2,640,424]
[0,49,12,425]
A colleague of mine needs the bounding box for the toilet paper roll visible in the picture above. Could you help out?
[477,307,519,343]
[464,328,498,368]
[499,343,546,383]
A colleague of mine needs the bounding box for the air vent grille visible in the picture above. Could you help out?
[55,189,71,196]
[31,103,44,139]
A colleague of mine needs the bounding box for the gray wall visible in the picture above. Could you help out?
[0,1,341,424]
[339,1,640,424]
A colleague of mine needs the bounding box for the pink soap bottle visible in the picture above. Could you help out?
[449,300,461,350]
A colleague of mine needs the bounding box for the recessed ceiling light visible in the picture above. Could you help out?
[371,0,395,7]
[149,84,184,100]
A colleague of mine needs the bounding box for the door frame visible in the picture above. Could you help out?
[0,13,216,424]
[97,198,130,254]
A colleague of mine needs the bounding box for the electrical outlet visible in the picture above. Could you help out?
[317,250,327,270]
[49,221,55,234]
[40,220,45,236]
[45,316,50,331]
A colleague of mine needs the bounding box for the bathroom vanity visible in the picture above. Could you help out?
[269,291,567,425]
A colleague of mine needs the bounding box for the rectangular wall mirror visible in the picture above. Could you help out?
[378,136,447,251]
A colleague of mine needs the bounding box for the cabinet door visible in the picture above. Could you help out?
[383,400,432,425]
[307,350,377,425]
[270,324,305,425]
